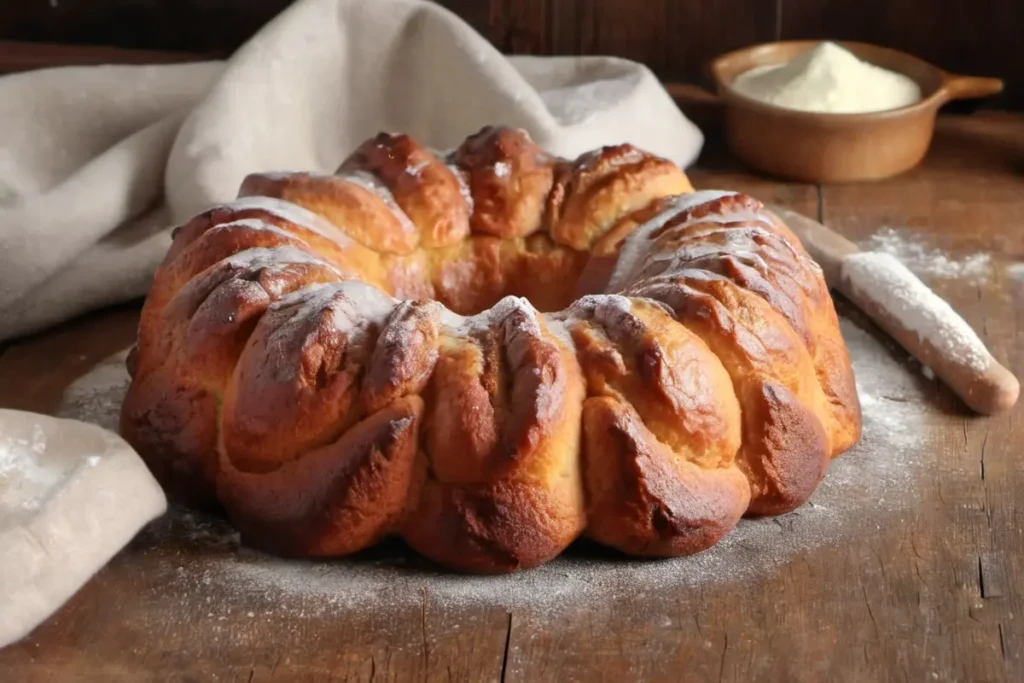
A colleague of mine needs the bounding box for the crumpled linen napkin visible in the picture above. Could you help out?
[0,0,704,342]
[0,407,167,649]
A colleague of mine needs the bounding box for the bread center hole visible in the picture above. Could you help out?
[386,235,605,316]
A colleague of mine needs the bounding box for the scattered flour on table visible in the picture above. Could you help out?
[56,349,131,433]
[58,333,935,615]
[863,227,992,280]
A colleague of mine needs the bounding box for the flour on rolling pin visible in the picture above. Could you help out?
[772,205,1017,414]
[841,251,991,371]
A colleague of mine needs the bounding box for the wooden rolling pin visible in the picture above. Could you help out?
[771,206,1019,415]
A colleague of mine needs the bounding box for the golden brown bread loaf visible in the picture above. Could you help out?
[120,126,862,573]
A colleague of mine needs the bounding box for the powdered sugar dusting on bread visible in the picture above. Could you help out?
[330,281,399,326]
[405,160,429,177]
[492,161,511,178]
[565,292,634,322]
[336,170,418,236]
[223,196,356,245]
[255,281,397,382]
[435,297,543,342]
[694,209,778,234]
[273,281,396,336]
[436,307,473,337]
[488,296,542,338]
[376,299,444,348]
[639,239,770,281]
[608,190,737,292]
[222,245,336,273]
[841,252,992,372]
[211,218,311,244]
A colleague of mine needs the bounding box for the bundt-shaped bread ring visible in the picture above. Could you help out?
[121,126,862,573]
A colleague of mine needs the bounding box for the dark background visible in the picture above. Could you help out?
[1,0,1020,109]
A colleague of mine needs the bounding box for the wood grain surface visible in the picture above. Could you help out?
[0,40,209,74]
[0,113,1022,682]
[0,0,1018,109]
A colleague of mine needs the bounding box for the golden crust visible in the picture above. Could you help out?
[564,296,742,469]
[220,282,397,471]
[549,144,694,250]
[122,249,346,507]
[218,395,424,557]
[562,296,751,555]
[239,172,420,255]
[454,126,556,239]
[625,276,832,514]
[403,304,587,572]
[582,396,750,556]
[629,192,861,458]
[339,133,471,249]
[121,126,862,573]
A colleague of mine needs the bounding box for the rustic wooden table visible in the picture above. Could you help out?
[1,111,1022,682]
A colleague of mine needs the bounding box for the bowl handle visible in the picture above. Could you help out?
[941,73,1005,102]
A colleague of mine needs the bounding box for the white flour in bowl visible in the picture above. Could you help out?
[730,42,922,114]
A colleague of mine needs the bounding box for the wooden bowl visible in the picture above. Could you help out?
[707,41,1004,183]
